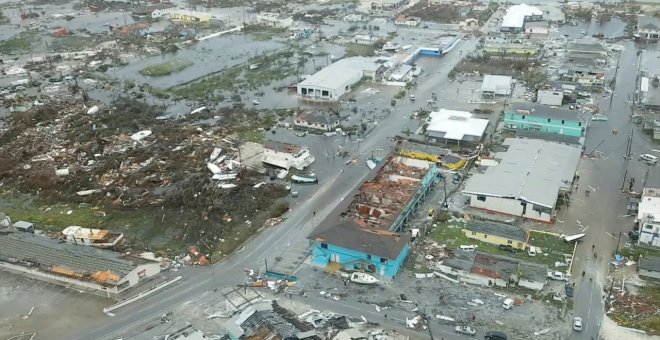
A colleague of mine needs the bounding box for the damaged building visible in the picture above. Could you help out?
[0,232,162,295]
[308,154,440,278]
[262,141,315,171]
[224,300,318,340]
[463,138,581,223]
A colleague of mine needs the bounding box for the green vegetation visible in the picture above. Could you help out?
[0,10,10,24]
[0,31,41,55]
[167,50,296,101]
[429,223,574,267]
[50,36,99,52]
[346,43,376,57]
[239,129,265,143]
[139,59,193,77]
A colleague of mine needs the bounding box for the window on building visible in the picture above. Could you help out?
[367,254,372,260]
[561,120,565,124]
[477,195,486,201]
[578,122,582,126]
[645,224,654,230]
[321,243,328,249]
[380,258,388,264]
[322,90,329,97]
[522,115,526,120]
[547,118,551,123]
[471,231,477,236]
[507,240,513,244]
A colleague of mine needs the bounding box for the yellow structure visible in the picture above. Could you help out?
[483,43,539,57]
[463,220,529,250]
[443,154,467,170]
[398,140,444,162]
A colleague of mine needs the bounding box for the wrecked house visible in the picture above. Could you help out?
[308,154,439,278]
[438,250,548,290]
[262,141,315,171]
[294,112,340,132]
[0,232,161,295]
[224,300,318,340]
[61,226,124,248]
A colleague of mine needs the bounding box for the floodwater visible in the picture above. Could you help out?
[107,35,285,88]
[558,18,628,39]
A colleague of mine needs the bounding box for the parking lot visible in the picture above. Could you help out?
[0,270,108,340]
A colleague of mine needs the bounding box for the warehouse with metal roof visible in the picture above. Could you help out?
[297,57,384,101]
[462,138,581,223]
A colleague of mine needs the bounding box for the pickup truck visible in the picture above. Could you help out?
[547,271,570,281]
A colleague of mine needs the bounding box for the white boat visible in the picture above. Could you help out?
[61,226,123,248]
[350,272,379,285]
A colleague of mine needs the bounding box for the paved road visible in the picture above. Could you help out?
[568,40,649,340]
[74,39,479,340]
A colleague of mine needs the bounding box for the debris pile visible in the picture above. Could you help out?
[0,98,288,251]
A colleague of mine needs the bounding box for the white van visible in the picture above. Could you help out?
[640,154,658,165]
[459,245,477,252]
[502,298,514,310]
[527,246,537,257]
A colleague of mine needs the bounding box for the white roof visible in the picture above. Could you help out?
[502,4,542,28]
[642,77,650,93]
[463,138,581,208]
[638,188,660,222]
[481,75,513,95]
[298,57,381,91]
[427,109,489,141]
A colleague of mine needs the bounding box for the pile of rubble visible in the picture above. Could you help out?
[608,289,660,324]
[0,97,287,250]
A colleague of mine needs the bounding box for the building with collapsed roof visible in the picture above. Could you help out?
[462,138,581,223]
[396,140,466,170]
[262,141,315,171]
[308,154,440,278]
[224,300,318,340]
[297,57,385,101]
[639,256,660,280]
[437,250,547,290]
[0,232,161,295]
[504,102,587,138]
[425,109,489,146]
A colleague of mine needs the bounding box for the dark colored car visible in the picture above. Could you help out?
[565,283,574,298]
[498,244,518,253]
[484,331,507,340]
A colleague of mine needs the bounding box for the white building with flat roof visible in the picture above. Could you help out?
[481,74,513,97]
[501,4,542,32]
[426,109,489,145]
[262,141,315,171]
[462,138,581,223]
[297,57,383,101]
[637,188,660,248]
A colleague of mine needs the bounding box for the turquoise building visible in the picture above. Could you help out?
[308,154,440,278]
[504,103,586,137]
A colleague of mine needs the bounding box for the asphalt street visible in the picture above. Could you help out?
[567,40,652,340]
[74,38,479,340]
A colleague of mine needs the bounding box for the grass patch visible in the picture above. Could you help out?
[0,10,10,24]
[139,59,193,77]
[429,223,573,267]
[346,43,376,57]
[50,36,99,52]
[0,31,41,55]
[239,129,265,143]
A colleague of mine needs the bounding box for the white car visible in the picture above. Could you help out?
[502,298,514,310]
[547,271,570,281]
[455,325,477,336]
[573,317,583,331]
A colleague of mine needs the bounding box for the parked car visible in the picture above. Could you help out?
[484,331,507,340]
[565,284,574,298]
[640,153,658,165]
[455,325,477,336]
[502,298,514,310]
[527,246,537,257]
[547,271,570,281]
[498,244,518,253]
[573,317,583,331]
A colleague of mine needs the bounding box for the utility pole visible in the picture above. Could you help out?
[615,231,622,255]
[621,129,633,190]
